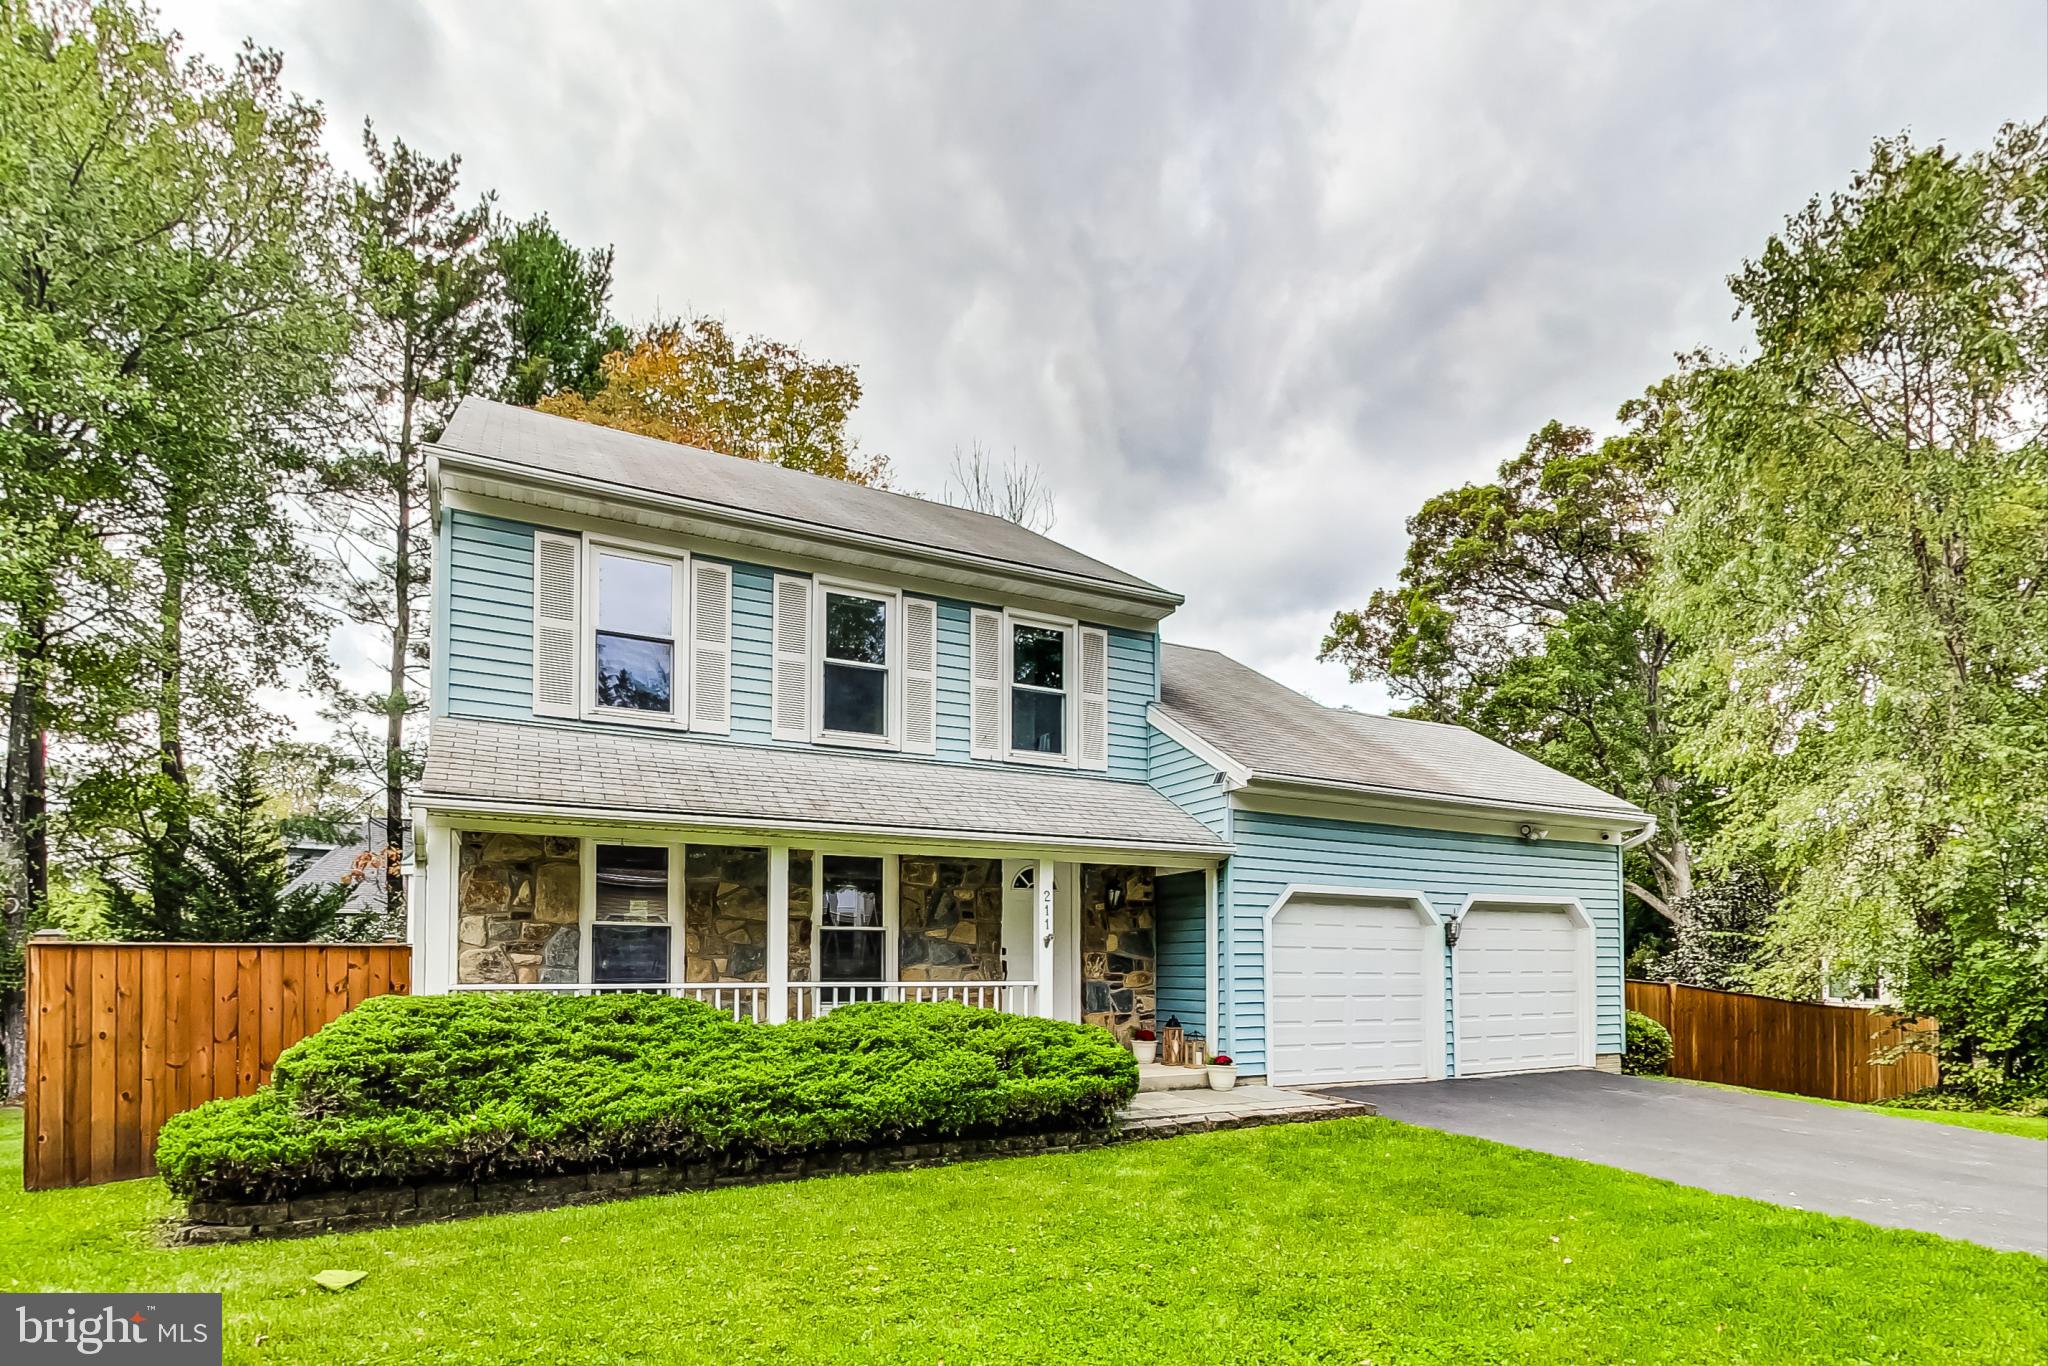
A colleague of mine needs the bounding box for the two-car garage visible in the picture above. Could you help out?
[1265,889,1596,1087]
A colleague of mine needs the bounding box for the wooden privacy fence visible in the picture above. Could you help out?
[1626,979,1937,1103]
[23,939,411,1190]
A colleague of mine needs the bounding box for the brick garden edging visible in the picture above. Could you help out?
[169,1097,1374,1243]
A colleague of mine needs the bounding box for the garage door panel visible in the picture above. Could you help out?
[1269,898,1438,1086]
[1454,906,1589,1076]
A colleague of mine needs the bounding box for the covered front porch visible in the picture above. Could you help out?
[411,813,1220,1041]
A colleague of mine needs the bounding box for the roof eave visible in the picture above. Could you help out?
[428,444,1185,621]
[413,791,1232,863]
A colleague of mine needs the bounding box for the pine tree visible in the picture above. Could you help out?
[189,750,352,942]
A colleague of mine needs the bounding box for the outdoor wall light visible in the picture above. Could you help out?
[1443,917,1463,948]
[1517,823,1550,842]
[1105,877,1125,911]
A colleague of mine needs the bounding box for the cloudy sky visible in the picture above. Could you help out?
[161,1,2046,715]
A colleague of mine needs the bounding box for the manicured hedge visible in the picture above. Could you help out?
[1622,1010,1673,1076]
[156,994,1138,1202]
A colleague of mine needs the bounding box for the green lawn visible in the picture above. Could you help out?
[3,1109,2042,1364]
[1664,1078,2048,1140]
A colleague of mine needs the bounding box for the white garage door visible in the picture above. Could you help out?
[1454,905,1590,1076]
[1268,897,1440,1086]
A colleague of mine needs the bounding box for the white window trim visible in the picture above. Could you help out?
[808,851,899,982]
[583,536,692,729]
[1003,608,1079,768]
[812,576,903,751]
[581,837,686,985]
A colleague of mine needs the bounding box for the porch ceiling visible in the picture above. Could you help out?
[421,717,1232,857]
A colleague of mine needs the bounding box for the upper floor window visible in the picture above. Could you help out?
[1010,622,1066,755]
[595,551,678,715]
[821,588,890,739]
[531,531,730,733]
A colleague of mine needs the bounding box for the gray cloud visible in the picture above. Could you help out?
[162,0,2045,714]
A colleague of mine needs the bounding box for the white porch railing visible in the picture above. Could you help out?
[447,979,1037,1022]
[789,980,1037,1020]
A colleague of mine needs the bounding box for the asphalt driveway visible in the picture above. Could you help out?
[1324,1071,2047,1255]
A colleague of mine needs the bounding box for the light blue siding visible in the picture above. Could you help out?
[443,510,535,721]
[1106,629,1156,780]
[934,598,973,761]
[1146,725,1229,837]
[728,559,775,742]
[1223,807,1624,1079]
[437,511,1156,784]
[1155,870,1207,1037]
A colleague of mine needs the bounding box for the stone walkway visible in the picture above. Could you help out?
[1119,1083,1373,1139]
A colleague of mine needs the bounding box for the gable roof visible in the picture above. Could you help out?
[420,717,1230,856]
[1157,643,1650,822]
[431,398,1177,606]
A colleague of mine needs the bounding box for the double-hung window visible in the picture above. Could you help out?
[818,584,894,744]
[593,549,682,717]
[590,844,674,985]
[1007,618,1071,760]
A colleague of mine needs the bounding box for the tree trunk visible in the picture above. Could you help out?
[384,384,416,928]
[151,507,192,934]
[2,623,51,1100]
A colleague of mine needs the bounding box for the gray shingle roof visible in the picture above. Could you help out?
[1159,644,1650,820]
[433,398,1174,602]
[420,717,1231,854]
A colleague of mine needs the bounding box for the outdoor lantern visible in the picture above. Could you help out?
[1106,876,1125,910]
[1444,917,1463,948]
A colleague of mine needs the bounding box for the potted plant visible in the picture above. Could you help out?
[1206,1054,1237,1091]
[1130,1027,1158,1065]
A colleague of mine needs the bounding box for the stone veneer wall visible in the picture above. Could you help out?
[457,834,581,984]
[898,857,1002,981]
[684,846,770,982]
[788,849,814,982]
[1081,866,1155,1042]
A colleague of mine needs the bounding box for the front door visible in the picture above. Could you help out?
[1000,860,1080,1019]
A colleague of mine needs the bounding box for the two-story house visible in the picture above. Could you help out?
[412,398,1654,1084]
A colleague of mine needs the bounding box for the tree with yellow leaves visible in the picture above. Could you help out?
[540,318,889,486]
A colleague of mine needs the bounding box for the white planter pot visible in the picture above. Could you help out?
[1130,1039,1158,1065]
[1206,1065,1237,1091]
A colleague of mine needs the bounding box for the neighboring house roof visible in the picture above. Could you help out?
[1157,643,1651,822]
[420,717,1232,855]
[287,822,412,918]
[431,398,1178,605]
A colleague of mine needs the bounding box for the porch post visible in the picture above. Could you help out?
[1032,856,1056,1018]
[418,817,457,995]
[767,843,790,1024]
[1203,864,1219,1055]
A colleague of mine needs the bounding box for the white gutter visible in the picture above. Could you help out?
[1244,773,1656,831]
[1618,816,1659,850]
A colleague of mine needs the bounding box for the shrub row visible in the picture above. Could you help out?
[155,994,1138,1202]
[1622,1010,1673,1076]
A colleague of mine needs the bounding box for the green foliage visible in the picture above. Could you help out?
[99,749,351,942]
[1656,122,2048,1085]
[492,213,627,404]
[1645,869,1776,992]
[1621,1011,1673,1076]
[1887,1065,2048,1118]
[155,995,1138,1201]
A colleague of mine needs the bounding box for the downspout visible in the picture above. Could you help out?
[1619,817,1658,851]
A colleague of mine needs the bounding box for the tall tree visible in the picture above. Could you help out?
[1320,414,1703,923]
[0,0,348,1092]
[332,129,499,927]
[1657,123,2048,1083]
[492,213,625,405]
[539,318,890,485]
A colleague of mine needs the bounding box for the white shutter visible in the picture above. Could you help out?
[531,532,581,717]
[902,597,938,755]
[771,574,811,741]
[969,608,1003,760]
[690,559,731,734]
[1078,626,1109,770]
